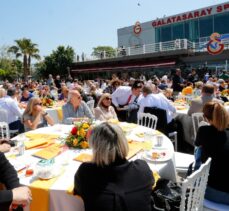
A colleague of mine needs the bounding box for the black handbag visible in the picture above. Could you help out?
[151,178,182,211]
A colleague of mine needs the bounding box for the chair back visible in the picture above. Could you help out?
[0,122,10,140]
[144,107,178,150]
[191,112,204,140]
[137,113,158,129]
[86,100,95,114]
[0,108,8,122]
[144,107,168,134]
[180,157,212,211]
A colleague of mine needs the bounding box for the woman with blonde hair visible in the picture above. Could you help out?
[74,122,154,211]
[195,101,229,204]
[94,93,117,121]
[0,88,6,98]
[22,97,54,131]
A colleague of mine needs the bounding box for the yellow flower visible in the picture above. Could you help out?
[81,141,89,149]
[79,128,86,137]
[73,139,78,146]
[182,86,193,95]
[82,123,90,129]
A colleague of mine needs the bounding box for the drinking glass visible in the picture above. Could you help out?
[143,131,154,151]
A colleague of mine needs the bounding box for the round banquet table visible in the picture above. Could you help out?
[8,123,176,211]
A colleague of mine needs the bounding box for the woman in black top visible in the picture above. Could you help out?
[195,102,229,204]
[74,122,154,211]
[0,152,32,210]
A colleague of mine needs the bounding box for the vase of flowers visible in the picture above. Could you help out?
[221,89,229,97]
[42,97,54,107]
[65,121,93,149]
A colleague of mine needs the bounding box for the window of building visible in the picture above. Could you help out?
[184,21,190,40]
[155,28,161,42]
[161,25,172,42]
[188,19,199,42]
[199,16,213,37]
[214,13,229,35]
[172,22,184,40]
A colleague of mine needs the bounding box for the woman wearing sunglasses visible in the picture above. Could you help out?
[22,97,54,132]
[94,93,117,121]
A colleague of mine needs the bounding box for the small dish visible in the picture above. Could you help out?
[142,149,172,162]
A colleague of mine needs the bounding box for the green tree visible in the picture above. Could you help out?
[0,45,22,80]
[8,38,40,79]
[92,46,116,58]
[36,46,75,77]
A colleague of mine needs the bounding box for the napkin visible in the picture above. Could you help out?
[74,153,92,162]
[135,132,144,138]
[176,106,186,110]
[25,133,59,140]
[24,140,47,149]
[33,144,61,160]
[152,171,160,189]
[127,141,144,159]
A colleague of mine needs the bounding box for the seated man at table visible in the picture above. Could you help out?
[0,88,24,133]
[0,152,32,211]
[62,90,94,124]
[20,86,34,103]
[187,84,223,116]
[139,85,177,133]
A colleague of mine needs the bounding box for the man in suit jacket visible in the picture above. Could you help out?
[188,84,223,116]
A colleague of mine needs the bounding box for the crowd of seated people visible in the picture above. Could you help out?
[0,69,229,209]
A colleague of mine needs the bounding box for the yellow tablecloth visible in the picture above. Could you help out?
[30,176,59,211]
[56,107,63,121]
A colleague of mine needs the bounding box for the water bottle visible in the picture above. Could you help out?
[18,140,25,156]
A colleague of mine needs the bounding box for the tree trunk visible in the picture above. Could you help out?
[28,55,31,77]
[23,54,28,80]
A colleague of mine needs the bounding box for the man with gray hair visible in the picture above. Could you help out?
[188,84,224,116]
[62,90,94,124]
[139,85,176,125]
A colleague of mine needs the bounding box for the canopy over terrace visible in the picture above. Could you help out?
[72,60,176,73]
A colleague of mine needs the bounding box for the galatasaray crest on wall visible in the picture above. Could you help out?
[207,32,229,55]
[133,21,142,35]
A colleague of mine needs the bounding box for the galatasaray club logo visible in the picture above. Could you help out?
[207,32,224,55]
[133,21,142,35]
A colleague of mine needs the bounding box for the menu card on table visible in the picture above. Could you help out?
[33,144,61,160]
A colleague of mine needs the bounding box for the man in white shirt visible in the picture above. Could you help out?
[111,80,143,121]
[139,85,176,127]
[0,88,24,133]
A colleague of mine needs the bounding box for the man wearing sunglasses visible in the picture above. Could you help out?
[62,90,94,124]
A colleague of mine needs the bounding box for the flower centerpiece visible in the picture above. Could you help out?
[42,97,54,107]
[221,89,229,97]
[65,121,93,149]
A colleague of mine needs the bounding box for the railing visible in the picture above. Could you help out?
[78,34,229,62]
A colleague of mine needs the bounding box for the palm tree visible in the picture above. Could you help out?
[8,38,40,79]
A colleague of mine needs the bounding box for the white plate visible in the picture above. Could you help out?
[35,166,62,180]
[142,150,172,162]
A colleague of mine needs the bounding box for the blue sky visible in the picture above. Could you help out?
[0,0,227,58]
